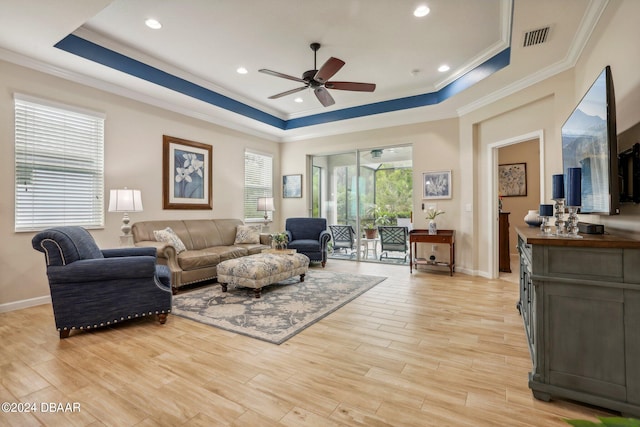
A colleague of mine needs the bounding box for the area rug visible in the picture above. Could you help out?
[172,270,386,344]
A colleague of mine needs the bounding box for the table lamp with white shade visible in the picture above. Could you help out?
[108,187,143,246]
[257,197,274,225]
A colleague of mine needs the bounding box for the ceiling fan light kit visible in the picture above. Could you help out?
[259,42,376,107]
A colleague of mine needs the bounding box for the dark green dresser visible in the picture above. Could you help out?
[516,227,640,416]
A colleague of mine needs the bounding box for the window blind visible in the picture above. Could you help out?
[244,150,273,222]
[14,94,105,231]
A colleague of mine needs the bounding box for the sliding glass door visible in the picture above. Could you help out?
[311,145,413,262]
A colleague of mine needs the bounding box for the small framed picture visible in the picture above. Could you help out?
[423,170,452,199]
[283,174,302,198]
[499,163,527,197]
[163,135,213,209]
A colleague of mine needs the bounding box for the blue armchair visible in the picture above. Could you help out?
[285,217,331,267]
[32,226,172,338]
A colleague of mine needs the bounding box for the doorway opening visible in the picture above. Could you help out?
[487,130,545,279]
[311,145,413,263]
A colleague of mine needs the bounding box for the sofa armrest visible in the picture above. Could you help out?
[260,233,272,246]
[134,240,177,260]
[134,240,181,286]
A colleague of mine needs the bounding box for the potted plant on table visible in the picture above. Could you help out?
[425,207,445,235]
[271,232,288,250]
[362,204,391,239]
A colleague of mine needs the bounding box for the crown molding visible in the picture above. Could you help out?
[457,0,609,117]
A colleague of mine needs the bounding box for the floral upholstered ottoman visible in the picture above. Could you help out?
[216,253,309,298]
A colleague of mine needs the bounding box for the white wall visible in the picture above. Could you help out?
[3,0,640,307]
[0,60,279,308]
[279,119,460,262]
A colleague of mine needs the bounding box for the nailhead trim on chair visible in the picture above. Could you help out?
[56,309,172,332]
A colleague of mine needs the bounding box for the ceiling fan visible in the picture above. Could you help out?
[259,42,376,107]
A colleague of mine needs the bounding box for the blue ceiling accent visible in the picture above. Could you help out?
[287,49,511,130]
[55,34,511,131]
[55,34,286,129]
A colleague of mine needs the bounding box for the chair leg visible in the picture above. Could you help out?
[59,329,70,339]
[321,261,326,267]
[158,313,168,324]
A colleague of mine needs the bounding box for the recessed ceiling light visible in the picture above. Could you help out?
[236,67,248,74]
[438,64,450,72]
[294,97,303,103]
[414,5,430,17]
[145,18,162,29]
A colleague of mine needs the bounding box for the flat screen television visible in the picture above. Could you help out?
[561,65,619,215]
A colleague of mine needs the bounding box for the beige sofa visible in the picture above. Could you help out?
[132,219,270,293]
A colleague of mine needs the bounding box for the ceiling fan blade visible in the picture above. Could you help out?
[259,69,306,84]
[314,86,335,107]
[268,86,308,99]
[314,57,345,84]
[325,81,376,92]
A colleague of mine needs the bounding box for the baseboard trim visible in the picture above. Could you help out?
[0,295,51,313]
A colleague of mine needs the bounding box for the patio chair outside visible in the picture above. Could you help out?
[329,225,358,258]
[378,226,409,262]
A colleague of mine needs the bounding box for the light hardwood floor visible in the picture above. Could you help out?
[0,261,613,426]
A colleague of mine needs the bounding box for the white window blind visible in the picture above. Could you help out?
[244,150,273,222]
[14,94,105,231]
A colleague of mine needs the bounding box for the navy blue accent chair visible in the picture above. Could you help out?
[32,226,172,338]
[285,218,331,267]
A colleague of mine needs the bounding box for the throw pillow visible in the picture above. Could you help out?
[234,224,262,244]
[153,227,187,254]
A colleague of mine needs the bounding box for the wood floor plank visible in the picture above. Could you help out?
[0,260,616,426]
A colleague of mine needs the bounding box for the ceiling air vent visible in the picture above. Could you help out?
[523,26,550,47]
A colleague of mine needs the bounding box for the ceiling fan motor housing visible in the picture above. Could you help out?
[303,69,320,85]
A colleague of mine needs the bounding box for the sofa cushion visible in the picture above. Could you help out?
[212,219,246,246]
[133,220,193,249]
[177,248,221,270]
[287,239,321,253]
[234,224,262,244]
[238,243,270,255]
[217,246,249,261]
[154,227,187,254]
[177,246,249,271]
[182,220,225,249]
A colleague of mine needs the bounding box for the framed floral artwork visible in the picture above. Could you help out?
[498,162,527,197]
[163,135,212,209]
[283,174,302,198]
[423,170,452,199]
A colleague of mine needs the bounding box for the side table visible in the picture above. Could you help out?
[409,229,455,276]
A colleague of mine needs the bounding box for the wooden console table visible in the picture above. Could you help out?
[516,226,640,416]
[409,229,455,276]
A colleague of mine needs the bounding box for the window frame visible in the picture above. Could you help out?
[14,94,105,232]
[244,149,274,223]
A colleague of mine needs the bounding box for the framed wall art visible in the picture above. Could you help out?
[498,162,527,197]
[163,135,212,209]
[423,170,452,199]
[283,174,302,198]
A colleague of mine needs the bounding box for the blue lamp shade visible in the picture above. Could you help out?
[552,174,565,199]
[566,168,582,207]
[539,204,554,217]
